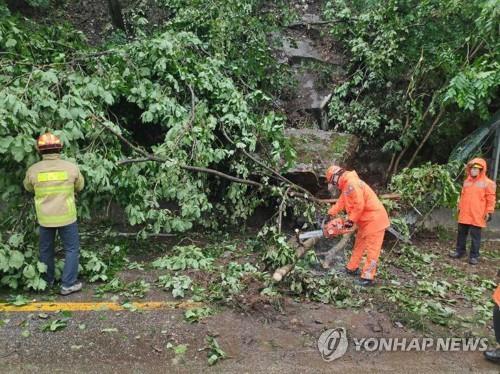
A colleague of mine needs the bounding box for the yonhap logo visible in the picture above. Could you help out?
[317,328,349,361]
[317,328,488,361]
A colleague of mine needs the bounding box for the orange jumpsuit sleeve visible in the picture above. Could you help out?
[494,285,500,307]
[344,183,365,223]
[486,181,496,213]
[328,194,345,216]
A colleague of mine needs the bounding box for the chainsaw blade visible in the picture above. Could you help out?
[298,230,324,241]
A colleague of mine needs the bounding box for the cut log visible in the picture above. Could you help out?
[272,236,320,282]
[321,232,353,269]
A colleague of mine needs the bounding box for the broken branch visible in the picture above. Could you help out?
[321,232,354,268]
[221,126,322,202]
[96,117,263,188]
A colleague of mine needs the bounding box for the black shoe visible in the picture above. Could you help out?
[449,252,464,259]
[356,278,374,287]
[343,268,360,276]
[484,348,500,363]
[469,257,479,265]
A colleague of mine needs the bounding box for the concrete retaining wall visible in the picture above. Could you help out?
[423,208,500,238]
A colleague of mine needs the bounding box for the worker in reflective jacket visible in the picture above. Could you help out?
[325,165,390,286]
[24,132,84,295]
[450,158,496,265]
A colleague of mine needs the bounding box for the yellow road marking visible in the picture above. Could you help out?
[0,301,203,312]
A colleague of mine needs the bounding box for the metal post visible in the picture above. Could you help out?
[493,122,500,181]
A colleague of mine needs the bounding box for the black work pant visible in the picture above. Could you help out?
[495,304,500,344]
[456,223,482,259]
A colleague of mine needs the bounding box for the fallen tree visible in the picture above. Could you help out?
[0,10,298,235]
[0,4,301,290]
[272,231,354,282]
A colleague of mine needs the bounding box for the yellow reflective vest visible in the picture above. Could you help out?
[23,153,84,227]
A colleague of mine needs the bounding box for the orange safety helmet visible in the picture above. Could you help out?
[37,132,63,152]
[325,164,344,184]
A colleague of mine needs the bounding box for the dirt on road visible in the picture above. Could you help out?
[1,292,498,373]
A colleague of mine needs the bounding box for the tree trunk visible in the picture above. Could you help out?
[406,107,444,169]
[386,113,411,179]
[107,0,127,32]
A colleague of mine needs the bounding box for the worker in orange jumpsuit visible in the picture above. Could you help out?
[484,285,500,363]
[450,158,496,264]
[325,165,390,286]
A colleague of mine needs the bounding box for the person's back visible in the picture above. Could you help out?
[340,170,390,235]
[24,154,83,227]
[23,132,84,295]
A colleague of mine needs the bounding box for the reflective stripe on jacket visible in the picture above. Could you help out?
[328,171,390,236]
[24,153,84,227]
[458,158,496,228]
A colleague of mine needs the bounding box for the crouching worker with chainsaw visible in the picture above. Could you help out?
[325,165,390,286]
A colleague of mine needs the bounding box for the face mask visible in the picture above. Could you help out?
[470,168,480,177]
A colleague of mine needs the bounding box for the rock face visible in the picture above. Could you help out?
[272,1,356,196]
[284,128,359,195]
[274,2,346,130]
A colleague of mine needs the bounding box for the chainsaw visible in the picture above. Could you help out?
[298,217,411,243]
[298,217,354,241]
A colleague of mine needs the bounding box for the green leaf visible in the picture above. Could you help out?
[37,262,48,274]
[8,233,24,248]
[173,344,187,355]
[208,354,219,366]
[121,302,138,312]
[8,251,24,269]
[5,38,17,48]
[0,136,14,154]
[184,307,213,323]
[8,295,30,306]
[22,265,36,279]
[41,319,67,332]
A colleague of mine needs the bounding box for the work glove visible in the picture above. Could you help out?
[344,220,354,229]
[486,213,492,222]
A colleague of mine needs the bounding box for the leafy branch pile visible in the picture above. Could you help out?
[0,229,123,290]
[378,245,496,331]
[324,0,499,173]
[0,10,294,232]
[389,161,462,213]
[0,1,301,288]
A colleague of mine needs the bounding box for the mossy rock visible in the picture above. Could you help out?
[284,129,359,193]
